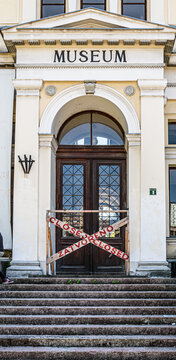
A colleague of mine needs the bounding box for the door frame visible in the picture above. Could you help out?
[56,146,126,274]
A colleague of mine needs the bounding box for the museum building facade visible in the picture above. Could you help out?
[1,0,176,277]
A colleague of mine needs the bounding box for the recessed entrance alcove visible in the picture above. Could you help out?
[38,84,140,275]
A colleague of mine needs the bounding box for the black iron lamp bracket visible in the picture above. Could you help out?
[18,155,35,174]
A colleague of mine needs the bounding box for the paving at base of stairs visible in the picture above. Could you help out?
[0,276,176,359]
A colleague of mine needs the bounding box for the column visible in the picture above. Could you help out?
[0,69,15,250]
[7,79,43,277]
[136,79,170,277]
[38,134,58,274]
[126,134,141,275]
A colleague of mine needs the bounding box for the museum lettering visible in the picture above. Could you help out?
[54,49,127,63]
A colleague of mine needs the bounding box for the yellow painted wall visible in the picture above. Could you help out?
[40,81,140,126]
[0,0,20,25]
[168,0,176,25]
[0,0,176,26]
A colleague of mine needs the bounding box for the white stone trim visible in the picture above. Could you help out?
[15,63,165,70]
[165,147,176,159]
[126,133,141,146]
[39,134,58,154]
[16,89,41,96]
[39,83,140,135]
[136,261,170,276]
[165,84,176,100]
[13,79,43,96]
[167,238,176,246]
[138,79,167,97]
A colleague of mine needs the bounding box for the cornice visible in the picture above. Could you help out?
[39,134,58,154]
[138,79,167,96]
[167,83,176,87]
[166,238,176,246]
[165,146,176,159]
[13,79,43,96]
[126,133,141,146]
[15,63,165,70]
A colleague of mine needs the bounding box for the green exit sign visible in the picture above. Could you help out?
[149,188,157,196]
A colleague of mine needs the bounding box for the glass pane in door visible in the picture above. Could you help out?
[62,164,84,236]
[99,164,121,237]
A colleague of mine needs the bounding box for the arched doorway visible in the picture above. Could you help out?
[56,111,126,274]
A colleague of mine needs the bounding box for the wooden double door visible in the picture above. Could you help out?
[56,147,126,274]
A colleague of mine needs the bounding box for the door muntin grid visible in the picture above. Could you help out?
[98,164,121,238]
[62,164,84,237]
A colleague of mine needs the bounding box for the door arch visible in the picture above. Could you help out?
[56,111,126,274]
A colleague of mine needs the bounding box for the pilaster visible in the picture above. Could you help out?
[136,79,170,277]
[38,134,58,274]
[7,79,43,277]
[126,133,141,275]
[0,69,15,250]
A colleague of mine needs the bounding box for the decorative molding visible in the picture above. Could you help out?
[44,40,56,45]
[76,40,88,45]
[166,238,176,246]
[108,40,119,45]
[155,40,167,46]
[13,79,43,96]
[17,90,41,96]
[39,134,58,154]
[123,40,135,45]
[125,86,135,96]
[60,40,72,45]
[138,79,167,97]
[126,134,141,146]
[164,96,168,106]
[7,261,43,277]
[167,83,176,87]
[165,147,176,159]
[84,80,96,94]
[45,85,57,96]
[15,63,165,69]
[39,83,140,135]
[139,40,151,46]
[28,40,40,45]
[92,40,103,45]
[12,40,25,46]
[136,261,171,277]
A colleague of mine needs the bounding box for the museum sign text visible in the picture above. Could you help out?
[54,49,127,64]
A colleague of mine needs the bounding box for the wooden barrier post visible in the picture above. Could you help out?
[46,211,49,275]
[127,222,130,275]
[48,226,54,275]
[125,227,128,276]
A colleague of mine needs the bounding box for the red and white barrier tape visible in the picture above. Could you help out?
[47,216,129,264]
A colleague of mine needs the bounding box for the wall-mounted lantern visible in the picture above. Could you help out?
[18,155,35,174]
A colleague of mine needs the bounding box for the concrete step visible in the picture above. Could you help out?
[13,277,176,284]
[0,324,176,336]
[0,315,176,325]
[1,298,176,307]
[0,306,176,316]
[0,291,176,298]
[0,334,176,348]
[0,346,176,360]
[0,277,176,359]
[1,284,176,291]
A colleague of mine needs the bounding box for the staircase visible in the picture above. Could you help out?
[0,277,176,359]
